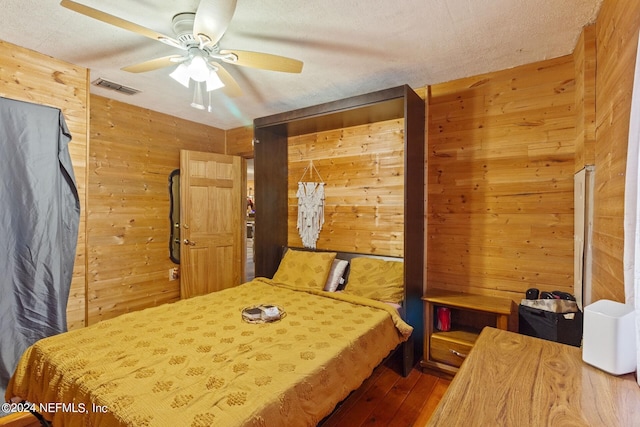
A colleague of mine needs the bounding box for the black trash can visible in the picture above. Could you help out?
[518,305,583,347]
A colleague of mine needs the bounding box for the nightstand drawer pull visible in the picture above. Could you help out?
[449,349,468,359]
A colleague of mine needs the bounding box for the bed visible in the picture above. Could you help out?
[4,249,412,426]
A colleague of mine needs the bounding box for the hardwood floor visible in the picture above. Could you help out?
[321,355,451,427]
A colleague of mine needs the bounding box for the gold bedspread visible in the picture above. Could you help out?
[6,278,412,427]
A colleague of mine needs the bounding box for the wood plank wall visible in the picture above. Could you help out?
[87,95,225,324]
[427,56,577,300]
[573,24,596,171]
[3,0,637,325]
[0,40,89,330]
[591,0,640,303]
[226,125,254,157]
[226,125,255,207]
[286,119,406,256]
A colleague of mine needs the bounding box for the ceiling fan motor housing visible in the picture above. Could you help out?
[172,12,197,45]
[58,0,303,102]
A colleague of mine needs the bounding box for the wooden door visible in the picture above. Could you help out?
[180,150,245,298]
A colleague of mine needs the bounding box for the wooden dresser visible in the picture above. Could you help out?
[428,327,640,426]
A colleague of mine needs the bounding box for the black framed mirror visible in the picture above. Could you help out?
[169,169,180,264]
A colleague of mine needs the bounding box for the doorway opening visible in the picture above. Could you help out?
[246,158,255,281]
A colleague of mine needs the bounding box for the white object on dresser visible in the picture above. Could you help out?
[582,299,636,375]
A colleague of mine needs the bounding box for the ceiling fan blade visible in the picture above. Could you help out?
[213,63,242,98]
[60,0,180,45]
[121,55,184,73]
[219,49,303,73]
[193,0,237,45]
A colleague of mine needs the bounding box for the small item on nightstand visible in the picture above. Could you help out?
[551,290,576,301]
[437,307,451,331]
[540,291,555,299]
[525,288,539,300]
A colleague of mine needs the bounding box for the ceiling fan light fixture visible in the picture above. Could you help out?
[169,63,191,88]
[187,55,210,82]
[61,0,302,111]
[205,70,225,92]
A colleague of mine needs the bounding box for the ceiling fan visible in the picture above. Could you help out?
[60,0,303,107]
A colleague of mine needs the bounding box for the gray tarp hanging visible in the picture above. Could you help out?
[0,97,80,404]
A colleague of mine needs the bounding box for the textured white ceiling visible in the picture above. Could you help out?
[0,0,602,130]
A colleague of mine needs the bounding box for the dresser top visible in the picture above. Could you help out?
[428,327,640,426]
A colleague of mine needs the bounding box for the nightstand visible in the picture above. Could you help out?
[420,290,517,375]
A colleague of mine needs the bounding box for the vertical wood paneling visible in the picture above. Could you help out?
[287,119,405,256]
[0,40,88,330]
[591,0,640,303]
[3,0,636,326]
[88,96,225,324]
[226,125,254,157]
[428,56,576,301]
[573,24,597,171]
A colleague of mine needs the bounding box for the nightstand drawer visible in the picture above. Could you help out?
[430,333,474,367]
[421,292,516,375]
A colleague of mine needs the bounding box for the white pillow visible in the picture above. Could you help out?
[323,259,349,292]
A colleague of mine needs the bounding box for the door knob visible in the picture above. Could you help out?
[183,239,196,246]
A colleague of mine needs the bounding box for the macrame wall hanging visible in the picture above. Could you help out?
[297,161,325,249]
